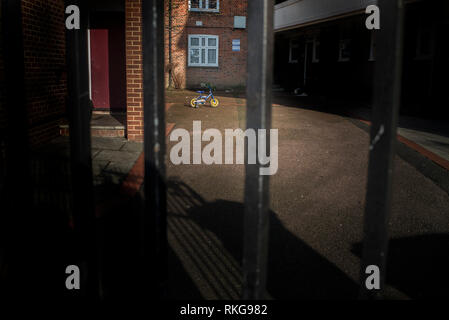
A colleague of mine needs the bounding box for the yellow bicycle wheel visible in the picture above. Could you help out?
[210,98,219,107]
[190,98,197,108]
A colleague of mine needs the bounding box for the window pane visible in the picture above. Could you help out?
[340,40,351,60]
[201,49,205,64]
[419,28,432,56]
[191,37,199,46]
[369,39,375,60]
[201,38,206,46]
[208,49,216,64]
[191,0,200,9]
[208,38,216,47]
[190,49,200,64]
[209,0,218,9]
[291,47,300,61]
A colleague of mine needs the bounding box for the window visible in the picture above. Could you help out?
[369,32,376,61]
[188,35,219,67]
[289,39,300,63]
[338,39,351,62]
[339,23,352,62]
[189,0,219,12]
[415,25,434,60]
[312,37,320,63]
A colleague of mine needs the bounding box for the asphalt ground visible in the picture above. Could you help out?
[164,90,449,300]
[13,91,447,300]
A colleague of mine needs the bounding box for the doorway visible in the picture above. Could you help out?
[89,12,126,112]
[303,40,313,90]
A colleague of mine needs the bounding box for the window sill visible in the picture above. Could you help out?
[189,9,220,13]
[188,65,219,68]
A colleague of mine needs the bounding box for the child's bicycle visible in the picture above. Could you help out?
[190,86,220,108]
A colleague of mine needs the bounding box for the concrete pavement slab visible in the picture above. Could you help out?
[94,149,141,163]
[119,141,143,153]
[92,137,127,151]
[398,127,449,162]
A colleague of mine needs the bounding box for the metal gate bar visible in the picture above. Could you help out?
[359,0,405,299]
[242,0,274,300]
[1,0,30,205]
[0,0,32,295]
[65,0,99,299]
[142,0,167,298]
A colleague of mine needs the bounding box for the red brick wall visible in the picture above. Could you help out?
[125,0,144,141]
[21,0,67,147]
[166,0,248,89]
[125,0,248,140]
[165,0,189,88]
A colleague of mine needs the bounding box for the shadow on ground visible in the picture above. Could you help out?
[166,179,359,299]
[97,190,203,300]
[352,234,449,299]
[3,134,447,300]
[271,93,449,139]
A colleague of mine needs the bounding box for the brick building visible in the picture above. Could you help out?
[1,0,67,147]
[165,0,248,89]
[273,0,449,119]
[0,0,248,146]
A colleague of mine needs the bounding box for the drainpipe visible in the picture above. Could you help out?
[168,0,173,87]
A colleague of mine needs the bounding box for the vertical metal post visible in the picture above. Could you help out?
[142,0,167,297]
[242,0,274,300]
[0,0,32,295]
[1,0,29,199]
[360,0,405,299]
[168,0,173,87]
[65,0,99,298]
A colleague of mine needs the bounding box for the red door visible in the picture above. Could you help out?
[90,29,110,109]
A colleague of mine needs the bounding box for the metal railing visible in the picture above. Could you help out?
[64,0,100,299]
[243,0,274,300]
[0,0,405,300]
[359,0,404,299]
[141,0,167,298]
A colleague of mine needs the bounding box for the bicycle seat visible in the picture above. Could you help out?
[196,91,205,94]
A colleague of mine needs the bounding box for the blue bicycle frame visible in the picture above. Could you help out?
[193,87,215,106]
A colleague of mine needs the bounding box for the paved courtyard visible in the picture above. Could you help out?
[34,90,449,300]
[163,90,449,299]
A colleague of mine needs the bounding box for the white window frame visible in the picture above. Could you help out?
[289,39,300,64]
[369,32,376,61]
[338,39,351,62]
[415,25,434,60]
[188,35,219,67]
[312,37,320,63]
[188,0,220,13]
